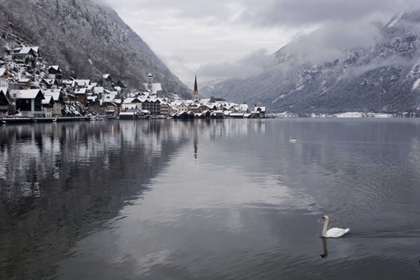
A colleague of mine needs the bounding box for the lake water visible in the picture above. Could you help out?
[1,119,420,279]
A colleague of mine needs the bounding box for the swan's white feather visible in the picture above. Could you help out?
[325,228,350,238]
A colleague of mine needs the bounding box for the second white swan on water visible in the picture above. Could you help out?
[321,215,350,238]
[289,136,297,143]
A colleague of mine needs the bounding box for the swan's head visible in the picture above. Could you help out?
[321,215,329,221]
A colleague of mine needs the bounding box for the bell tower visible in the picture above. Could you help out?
[193,74,199,102]
[147,73,153,92]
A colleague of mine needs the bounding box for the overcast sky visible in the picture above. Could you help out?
[99,0,420,89]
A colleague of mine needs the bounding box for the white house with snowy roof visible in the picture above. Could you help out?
[143,73,162,97]
[73,79,91,88]
[10,89,44,117]
[0,68,8,88]
[48,65,62,79]
[44,89,64,117]
[238,104,250,113]
[42,95,54,117]
[0,87,10,116]
[253,106,266,118]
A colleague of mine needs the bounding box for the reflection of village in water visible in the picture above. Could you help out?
[0,119,266,279]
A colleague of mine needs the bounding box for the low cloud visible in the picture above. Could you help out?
[95,0,420,86]
[237,0,420,27]
[282,20,380,64]
[197,49,274,80]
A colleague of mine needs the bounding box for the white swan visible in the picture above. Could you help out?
[321,215,350,238]
[289,136,297,143]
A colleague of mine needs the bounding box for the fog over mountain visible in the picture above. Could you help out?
[202,10,420,113]
[0,0,191,98]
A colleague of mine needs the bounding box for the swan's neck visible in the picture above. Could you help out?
[322,219,329,237]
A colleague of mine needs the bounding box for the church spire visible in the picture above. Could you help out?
[193,74,199,102]
[194,74,198,92]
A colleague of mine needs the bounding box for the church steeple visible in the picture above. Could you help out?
[194,74,198,92]
[193,74,199,102]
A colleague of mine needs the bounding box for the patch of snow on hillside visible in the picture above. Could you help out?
[272,94,285,104]
[412,78,420,91]
[387,13,403,28]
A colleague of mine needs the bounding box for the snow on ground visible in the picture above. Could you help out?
[412,78,420,91]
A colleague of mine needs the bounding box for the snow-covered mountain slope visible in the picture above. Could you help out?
[202,11,420,113]
[0,0,191,98]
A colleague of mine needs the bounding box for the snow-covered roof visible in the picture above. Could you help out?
[200,98,211,103]
[123,98,135,104]
[43,89,62,101]
[49,65,60,71]
[75,88,87,94]
[143,97,160,103]
[18,47,33,54]
[94,87,104,94]
[103,74,110,79]
[255,106,266,112]
[73,79,90,87]
[239,104,249,111]
[0,68,7,77]
[18,78,31,83]
[42,79,55,85]
[42,95,53,105]
[103,93,117,101]
[10,89,43,99]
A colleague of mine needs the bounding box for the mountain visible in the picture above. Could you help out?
[0,0,191,98]
[201,11,420,114]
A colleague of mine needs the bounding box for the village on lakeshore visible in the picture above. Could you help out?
[0,45,417,124]
[0,45,269,124]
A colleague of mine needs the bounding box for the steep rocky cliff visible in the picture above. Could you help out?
[0,0,191,98]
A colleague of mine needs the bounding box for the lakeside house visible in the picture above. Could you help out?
[44,89,65,117]
[0,68,9,88]
[42,95,54,117]
[0,88,11,116]
[48,65,62,80]
[11,89,44,117]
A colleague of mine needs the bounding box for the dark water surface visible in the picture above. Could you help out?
[1,119,420,279]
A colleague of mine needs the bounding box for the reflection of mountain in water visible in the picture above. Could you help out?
[0,121,191,280]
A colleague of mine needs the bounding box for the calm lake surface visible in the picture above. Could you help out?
[1,119,420,279]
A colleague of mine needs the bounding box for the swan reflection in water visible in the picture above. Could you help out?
[320,238,328,259]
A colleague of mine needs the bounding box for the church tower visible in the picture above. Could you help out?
[147,73,153,93]
[193,74,200,102]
